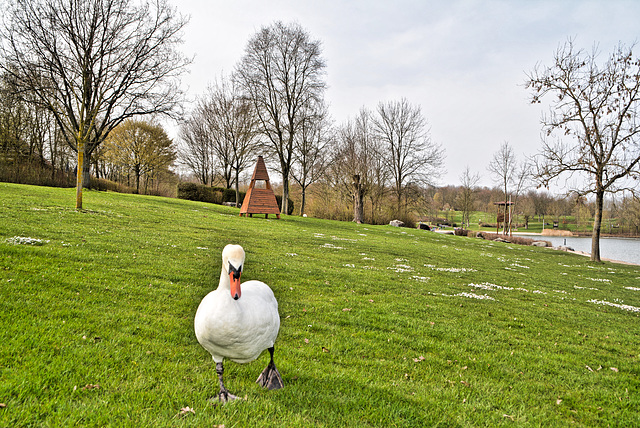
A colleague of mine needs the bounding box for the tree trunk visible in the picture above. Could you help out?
[353,175,364,224]
[300,187,307,216]
[234,170,240,208]
[591,189,604,262]
[135,165,141,192]
[76,139,84,210]
[81,148,92,190]
[281,167,290,215]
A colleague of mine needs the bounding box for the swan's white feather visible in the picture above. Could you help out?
[194,246,280,365]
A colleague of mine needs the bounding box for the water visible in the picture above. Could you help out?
[522,235,640,265]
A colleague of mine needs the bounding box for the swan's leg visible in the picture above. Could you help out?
[215,361,238,403]
[256,347,284,390]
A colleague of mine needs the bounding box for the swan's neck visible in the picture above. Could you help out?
[218,268,230,291]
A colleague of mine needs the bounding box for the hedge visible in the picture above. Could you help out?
[177,182,294,214]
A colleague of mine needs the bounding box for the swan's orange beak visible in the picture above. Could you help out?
[229,269,241,300]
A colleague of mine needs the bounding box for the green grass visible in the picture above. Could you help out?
[1,183,639,427]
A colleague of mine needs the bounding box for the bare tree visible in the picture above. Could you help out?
[202,77,259,206]
[511,160,532,231]
[457,165,480,228]
[178,111,215,186]
[372,98,444,216]
[334,108,384,224]
[527,41,640,261]
[235,21,327,215]
[488,141,517,234]
[291,103,332,216]
[0,0,190,209]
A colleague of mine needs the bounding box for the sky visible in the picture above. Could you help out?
[171,0,640,189]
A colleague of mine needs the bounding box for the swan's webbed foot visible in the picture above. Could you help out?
[214,387,238,403]
[212,361,239,404]
[256,347,284,390]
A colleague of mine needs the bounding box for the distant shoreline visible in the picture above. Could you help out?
[510,232,640,266]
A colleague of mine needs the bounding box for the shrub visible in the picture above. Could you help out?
[91,178,137,194]
[177,182,294,214]
[177,182,198,201]
[275,195,294,215]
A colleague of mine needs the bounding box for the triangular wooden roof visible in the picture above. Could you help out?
[240,156,281,218]
[251,156,271,181]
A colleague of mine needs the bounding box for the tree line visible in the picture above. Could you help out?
[1,1,639,262]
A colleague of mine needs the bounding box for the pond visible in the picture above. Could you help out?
[525,235,640,266]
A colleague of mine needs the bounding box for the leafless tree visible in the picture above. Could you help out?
[291,103,332,216]
[527,40,640,261]
[202,77,259,206]
[334,108,385,224]
[235,21,327,215]
[488,141,517,234]
[457,165,480,228]
[178,111,215,186]
[0,0,190,209]
[371,98,444,216]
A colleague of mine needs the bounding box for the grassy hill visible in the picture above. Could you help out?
[1,183,638,427]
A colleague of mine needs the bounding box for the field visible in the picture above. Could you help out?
[1,183,639,427]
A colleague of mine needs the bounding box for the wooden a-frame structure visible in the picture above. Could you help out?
[239,156,281,219]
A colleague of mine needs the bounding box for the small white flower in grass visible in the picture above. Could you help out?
[511,263,530,269]
[585,278,611,283]
[286,253,298,257]
[331,236,358,242]
[320,243,344,249]
[343,264,355,268]
[411,276,430,282]
[388,265,413,273]
[625,287,640,291]
[431,267,477,273]
[587,299,640,313]
[454,292,495,301]
[6,236,49,245]
[467,282,513,291]
[196,247,208,250]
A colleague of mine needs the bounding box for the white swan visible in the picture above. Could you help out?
[194,244,283,402]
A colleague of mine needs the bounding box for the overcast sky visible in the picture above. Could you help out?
[172,0,640,189]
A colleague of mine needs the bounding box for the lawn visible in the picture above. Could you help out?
[1,183,638,427]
